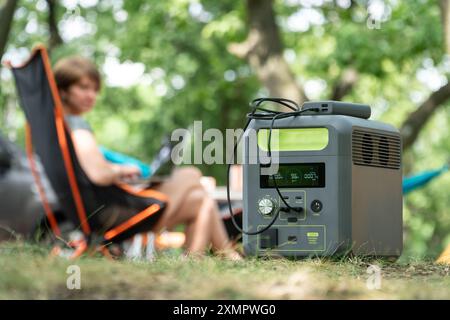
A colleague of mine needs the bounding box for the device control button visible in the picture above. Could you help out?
[311,200,323,213]
[258,198,275,215]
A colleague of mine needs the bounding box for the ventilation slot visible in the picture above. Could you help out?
[352,130,401,169]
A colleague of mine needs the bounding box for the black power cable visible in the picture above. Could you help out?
[226,98,320,235]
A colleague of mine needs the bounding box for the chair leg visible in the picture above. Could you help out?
[123,233,151,261]
[48,238,88,260]
[145,232,156,261]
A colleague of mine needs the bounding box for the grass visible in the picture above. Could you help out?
[0,241,449,299]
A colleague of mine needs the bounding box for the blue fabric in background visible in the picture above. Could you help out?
[403,165,448,194]
[100,146,152,179]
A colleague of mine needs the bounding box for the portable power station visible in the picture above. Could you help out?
[238,99,403,258]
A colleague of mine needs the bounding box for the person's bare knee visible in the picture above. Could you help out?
[183,187,211,219]
[152,166,205,213]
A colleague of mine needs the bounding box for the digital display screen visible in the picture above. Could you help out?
[260,163,325,188]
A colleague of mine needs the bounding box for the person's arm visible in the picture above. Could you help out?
[70,129,141,186]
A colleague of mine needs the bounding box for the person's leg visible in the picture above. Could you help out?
[151,166,240,258]
[168,188,240,260]
[177,188,213,254]
[207,205,242,259]
[151,166,205,232]
[175,187,237,256]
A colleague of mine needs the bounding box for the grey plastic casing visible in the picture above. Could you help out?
[302,101,372,119]
[242,114,403,258]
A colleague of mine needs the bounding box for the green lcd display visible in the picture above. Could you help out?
[260,163,325,188]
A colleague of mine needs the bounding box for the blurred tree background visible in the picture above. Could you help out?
[1,0,450,260]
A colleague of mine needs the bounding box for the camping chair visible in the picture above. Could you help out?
[8,45,168,258]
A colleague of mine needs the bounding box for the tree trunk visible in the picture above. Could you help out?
[228,0,307,105]
[400,0,450,151]
[0,0,18,61]
[400,82,450,150]
[441,0,450,54]
[46,0,63,52]
[331,68,359,101]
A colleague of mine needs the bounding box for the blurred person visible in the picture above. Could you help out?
[53,56,241,260]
